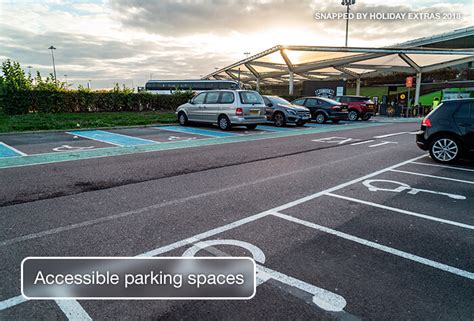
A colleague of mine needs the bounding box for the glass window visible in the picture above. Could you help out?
[305,99,318,108]
[219,92,235,104]
[454,103,470,118]
[192,93,206,104]
[292,99,306,106]
[239,91,263,104]
[205,92,220,104]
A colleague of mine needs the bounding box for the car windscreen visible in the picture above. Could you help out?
[239,91,264,104]
[268,96,291,106]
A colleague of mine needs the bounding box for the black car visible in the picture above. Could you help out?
[262,95,311,127]
[291,97,349,124]
[416,99,474,163]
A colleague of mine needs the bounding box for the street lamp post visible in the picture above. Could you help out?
[341,0,355,47]
[48,46,57,82]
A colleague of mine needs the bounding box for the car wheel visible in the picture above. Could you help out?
[218,115,231,131]
[246,124,257,130]
[178,112,188,126]
[429,136,462,164]
[362,114,371,121]
[348,110,359,121]
[273,112,286,127]
[315,113,327,124]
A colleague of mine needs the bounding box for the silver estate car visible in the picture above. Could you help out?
[176,90,267,130]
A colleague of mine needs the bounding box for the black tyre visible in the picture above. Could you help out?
[246,124,257,130]
[429,136,462,164]
[362,114,371,121]
[218,115,231,131]
[348,110,359,121]
[273,112,286,127]
[178,112,188,126]
[315,113,327,124]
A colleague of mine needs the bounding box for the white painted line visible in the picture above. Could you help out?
[325,193,474,230]
[373,132,407,138]
[270,211,474,280]
[369,141,398,148]
[0,142,28,156]
[65,131,123,147]
[350,140,374,146]
[55,300,92,321]
[410,161,474,173]
[0,295,27,310]
[0,154,431,314]
[390,169,474,185]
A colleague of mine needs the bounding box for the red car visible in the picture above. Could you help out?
[335,95,375,121]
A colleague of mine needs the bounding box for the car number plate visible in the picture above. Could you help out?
[250,109,260,115]
[342,108,348,112]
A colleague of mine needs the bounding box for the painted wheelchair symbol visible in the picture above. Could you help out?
[52,145,95,152]
[182,239,347,312]
[363,179,466,200]
[168,136,197,141]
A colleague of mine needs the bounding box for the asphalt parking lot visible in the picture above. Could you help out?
[1,118,473,320]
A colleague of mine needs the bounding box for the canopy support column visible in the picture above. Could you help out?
[256,78,260,91]
[414,72,422,106]
[289,71,294,95]
[355,77,361,96]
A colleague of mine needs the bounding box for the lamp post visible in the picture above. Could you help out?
[341,0,355,47]
[48,46,57,83]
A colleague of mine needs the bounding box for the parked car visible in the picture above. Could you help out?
[291,97,349,124]
[335,95,375,121]
[416,99,474,163]
[176,90,267,130]
[262,95,311,127]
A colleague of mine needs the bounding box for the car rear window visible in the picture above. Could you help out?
[239,91,263,104]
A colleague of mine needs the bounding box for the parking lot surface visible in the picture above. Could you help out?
[1,118,473,320]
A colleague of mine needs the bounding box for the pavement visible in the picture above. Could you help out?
[1,117,473,320]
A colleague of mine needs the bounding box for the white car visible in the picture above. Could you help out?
[176,90,268,130]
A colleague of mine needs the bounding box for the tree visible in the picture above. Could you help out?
[0,59,32,94]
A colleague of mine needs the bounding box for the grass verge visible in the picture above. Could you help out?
[0,111,176,133]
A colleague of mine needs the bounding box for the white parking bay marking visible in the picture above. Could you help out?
[52,145,95,152]
[373,132,407,138]
[312,137,355,144]
[410,161,474,173]
[326,193,473,230]
[270,211,474,280]
[55,300,92,321]
[369,141,398,148]
[350,140,374,146]
[362,179,466,200]
[390,169,474,185]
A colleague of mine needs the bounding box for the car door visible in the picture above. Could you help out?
[188,92,206,121]
[263,96,275,119]
[453,101,474,150]
[304,98,319,118]
[218,91,236,122]
[202,91,220,122]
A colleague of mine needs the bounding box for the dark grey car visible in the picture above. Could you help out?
[262,96,311,127]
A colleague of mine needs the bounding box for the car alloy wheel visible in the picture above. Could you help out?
[274,113,285,127]
[431,138,459,162]
[348,110,358,121]
[316,113,326,124]
[178,113,187,126]
[218,116,230,130]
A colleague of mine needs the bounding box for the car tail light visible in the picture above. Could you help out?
[331,106,341,110]
[236,108,243,116]
[422,118,432,127]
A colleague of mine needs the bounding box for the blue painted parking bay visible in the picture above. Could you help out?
[68,130,158,146]
[0,142,26,158]
[156,126,241,137]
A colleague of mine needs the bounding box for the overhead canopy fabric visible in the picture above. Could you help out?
[204,45,474,87]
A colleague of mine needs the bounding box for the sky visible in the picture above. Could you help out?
[0,0,472,89]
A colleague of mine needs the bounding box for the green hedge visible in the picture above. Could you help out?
[0,90,191,115]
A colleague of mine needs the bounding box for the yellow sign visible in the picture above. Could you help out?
[400,94,406,100]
